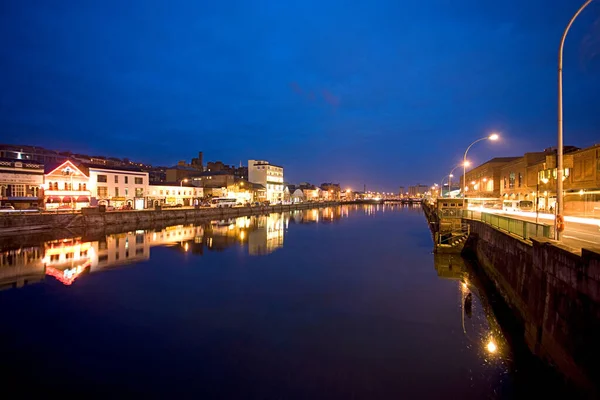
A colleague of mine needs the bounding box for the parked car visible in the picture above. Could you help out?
[105,205,116,211]
[121,204,133,210]
[174,204,183,208]
[57,205,74,210]
[0,205,15,211]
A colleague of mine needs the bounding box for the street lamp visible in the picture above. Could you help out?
[557,0,594,240]
[463,134,499,210]
[180,178,188,187]
[446,162,467,198]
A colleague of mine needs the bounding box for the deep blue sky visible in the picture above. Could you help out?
[1,0,599,190]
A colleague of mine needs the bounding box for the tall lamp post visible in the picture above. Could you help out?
[463,134,499,210]
[557,0,594,240]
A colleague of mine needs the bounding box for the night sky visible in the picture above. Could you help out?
[1,0,599,191]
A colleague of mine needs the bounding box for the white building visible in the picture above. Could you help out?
[87,165,149,210]
[147,184,203,207]
[248,160,284,204]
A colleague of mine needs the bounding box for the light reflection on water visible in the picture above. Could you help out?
[0,204,519,397]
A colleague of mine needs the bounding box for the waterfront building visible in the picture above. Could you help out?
[564,144,600,216]
[43,160,92,210]
[499,151,550,208]
[298,183,321,200]
[248,160,284,204]
[86,164,149,210]
[288,186,305,203]
[0,158,44,209]
[461,157,520,200]
[525,144,600,215]
[408,184,428,197]
[147,183,203,207]
[320,183,341,200]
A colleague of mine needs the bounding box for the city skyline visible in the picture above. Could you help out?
[1,0,599,191]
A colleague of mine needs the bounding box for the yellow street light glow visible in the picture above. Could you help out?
[489,133,499,141]
[463,160,471,167]
[486,340,497,353]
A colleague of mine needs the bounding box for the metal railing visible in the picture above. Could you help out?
[462,210,551,240]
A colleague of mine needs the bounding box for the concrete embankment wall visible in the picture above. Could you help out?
[463,219,600,392]
[0,202,342,234]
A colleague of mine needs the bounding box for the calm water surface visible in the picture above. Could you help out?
[1,205,518,398]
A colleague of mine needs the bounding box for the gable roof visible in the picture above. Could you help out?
[44,159,89,177]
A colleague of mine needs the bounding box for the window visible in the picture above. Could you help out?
[518,173,523,188]
[11,184,25,197]
[160,190,164,195]
[166,190,170,195]
[125,188,129,196]
[136,234,144,244]
[97,186,108,197]
[115,175,119,183]
[83,183,87,190]
[135,188,143,197]
[509,173,515,189]
[115,187,119,197]
[97,175,107,183]
[99,254,108,263]
[125,176,129,184]
[136,248,144,255]
[135,177,143,185]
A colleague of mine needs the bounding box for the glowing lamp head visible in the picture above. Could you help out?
[463,160,471,167]
[486,340,497,354]
[489,133,499,141]
[449,174,454,178]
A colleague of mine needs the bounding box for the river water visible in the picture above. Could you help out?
[0,204,540,398]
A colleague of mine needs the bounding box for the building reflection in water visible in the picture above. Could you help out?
[0,207,349,290]
[434,253,510,365]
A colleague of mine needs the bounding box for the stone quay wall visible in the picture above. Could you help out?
[0,202,343,234]
[463,219,600,393]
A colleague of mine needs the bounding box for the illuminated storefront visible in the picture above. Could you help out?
[43,161,91,210]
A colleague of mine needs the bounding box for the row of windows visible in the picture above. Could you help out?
[97,174,144,185]
[47,182,87,191]
[503,172,523,189]
[0,184,39,197]
[157,190,198,196]
[97,187,144,197]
